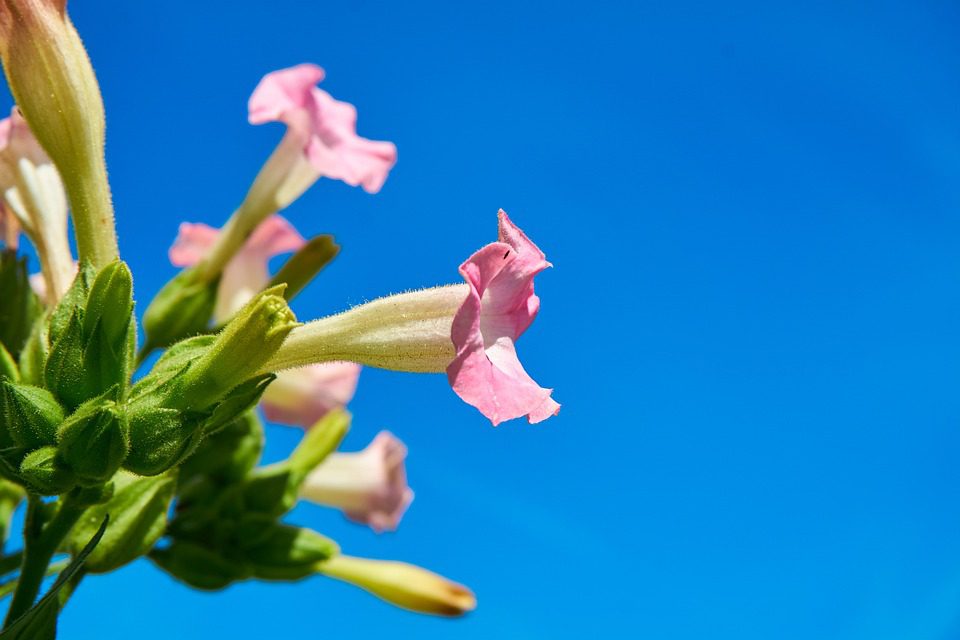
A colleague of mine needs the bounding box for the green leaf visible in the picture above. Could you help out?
[0,516,107,639]
[64,470,175,573]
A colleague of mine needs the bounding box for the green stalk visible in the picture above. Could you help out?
[62,162,118,269]
[4,494,86,626]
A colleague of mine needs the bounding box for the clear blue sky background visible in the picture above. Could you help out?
[4,0,960,638]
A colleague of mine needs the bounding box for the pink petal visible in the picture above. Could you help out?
[169,222,219,267]
[261,361,361,428]
[248,64,397,194]
[446,212,559,426]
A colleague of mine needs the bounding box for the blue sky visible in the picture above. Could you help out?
[5,0,960,638]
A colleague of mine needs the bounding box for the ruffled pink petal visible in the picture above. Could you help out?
[261,361,361,428]
[169,222,220,267]
[446,212,559,426]
[248,64,397,194]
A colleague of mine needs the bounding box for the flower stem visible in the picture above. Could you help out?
[62,162,118,270]
[3,493,86,627]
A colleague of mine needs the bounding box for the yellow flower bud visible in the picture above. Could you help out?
[318,554,476,617]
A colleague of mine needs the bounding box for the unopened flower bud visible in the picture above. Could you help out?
[318,555,476,617]
[0,380,63,448]
[0,0,117,267]
[19,445,75,495]
[56,394,128,484]
[141,269,218,352]
[177,285,297,411]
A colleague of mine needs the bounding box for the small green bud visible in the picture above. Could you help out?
[19,446,75,495]
[0,381,64,449]
[244,525,338,581]
[124,405,205,476]
[81,260,135,395]
[17,317,48,387]
[141,269,218,353]
[57,393,128,484]
[150,541,250,591]
[176,286,298,411]
[44,310,90,410]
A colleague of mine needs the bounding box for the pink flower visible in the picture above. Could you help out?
[248,63,397,196]
[170,214,305,323]
[447,210,560,425]
[260,361,362,428]
[301,431,413,533]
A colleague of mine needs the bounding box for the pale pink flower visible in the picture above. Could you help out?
[0,107,74,302]
[170,214,305,323]
[244,63,396,214]
[446,210,560,425]
[261,361,362,428]
[301,431,413,533]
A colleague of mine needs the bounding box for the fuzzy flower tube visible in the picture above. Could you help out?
[0,0,556,634]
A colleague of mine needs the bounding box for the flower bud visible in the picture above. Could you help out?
[141,269,218,352]
[176,286,297,411]
[0,0,118,267]
[318,555,476,617]
[19,445,75,495]
[56,394,128,484]
[150,541,250,591]
[0,248,40,360]
[0,380,63,448]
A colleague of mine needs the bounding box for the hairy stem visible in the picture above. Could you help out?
[4,494,86,626]
[62,162,118,269]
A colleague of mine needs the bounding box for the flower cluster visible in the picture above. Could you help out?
[0,0,558,633]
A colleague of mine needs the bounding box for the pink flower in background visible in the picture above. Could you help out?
[301,431,413,533]
[248,63,397,195]
[447,210,560,425]
[170,214,305,323]
[261,361,362,428]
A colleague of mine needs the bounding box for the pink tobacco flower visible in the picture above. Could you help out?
[261,361,362,428]
[446,210,560,425]
[247,63,397,199]
[170,214,305,323]
[301,431,413,533]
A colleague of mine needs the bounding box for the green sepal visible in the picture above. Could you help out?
[200,374,274,437]
[19,447,76,496]
[18,320,48,387]
[43,311,89,411]
[64,469,176,573]
[149,541,250,591]
[0,382,64,449]
[47,262,95,347]
[0,250,41,360]
[141,268,218,352]
[267,234,340,302]
[244,525,338,581]
[0,343,18,382]
[56,391,129,484]
[0,516,108,640]
[81,260,135,397]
